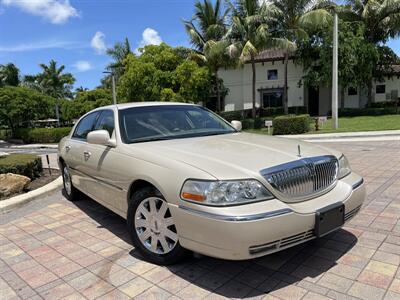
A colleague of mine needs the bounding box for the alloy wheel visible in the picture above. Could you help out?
[63,166,72,196]
[134,197,178,254]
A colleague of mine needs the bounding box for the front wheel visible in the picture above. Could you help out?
[127,187,188,265]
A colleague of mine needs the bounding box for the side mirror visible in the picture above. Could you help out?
[231,120,242,131]
[87,130,116,147]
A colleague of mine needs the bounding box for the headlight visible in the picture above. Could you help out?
[338,155,351,179]
[180,179,274,206]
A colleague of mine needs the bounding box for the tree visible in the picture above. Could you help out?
[269,0,332,114]
[0,86,55,135]
[23,60,75,125]
[225,0,292,119]
[183,0,229,52]
[344,0,400,104]
[117,43,212,103]
[0,63,20,87]
[184,0,232,111]
[61,89,112,121]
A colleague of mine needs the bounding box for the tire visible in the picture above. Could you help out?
[61,162,79,202]
[127,187,188,265]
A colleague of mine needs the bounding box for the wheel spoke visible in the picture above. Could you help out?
[164,217,174,227]
[150,236,158,252]
[135,218,148,229]
[159,236,170,253]
[149,198,157,214]
[138,229,151,243]
[137,205,150,218]
[165,229,178,242]
[157,201,168,218]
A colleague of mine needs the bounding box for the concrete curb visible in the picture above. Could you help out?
[279,130,400,140]
[0,176,62,214]
[10,143,58,149]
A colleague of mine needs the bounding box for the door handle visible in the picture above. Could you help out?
[83,151,91,159]
[65,145,71,151]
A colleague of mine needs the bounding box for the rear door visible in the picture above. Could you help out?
[66,111,100,193]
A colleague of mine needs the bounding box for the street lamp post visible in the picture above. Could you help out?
[103,71,117,105]
[332,12,339,129]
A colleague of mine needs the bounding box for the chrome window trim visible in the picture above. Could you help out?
[178,205,293,221]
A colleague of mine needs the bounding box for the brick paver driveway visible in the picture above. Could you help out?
[1,140,399,300]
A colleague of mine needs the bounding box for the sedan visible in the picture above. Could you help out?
[58,102,365,265]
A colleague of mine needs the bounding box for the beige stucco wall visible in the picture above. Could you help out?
[220,61,399,114]
[219,60,305,111]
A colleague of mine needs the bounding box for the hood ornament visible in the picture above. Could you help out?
[297,145,302,157]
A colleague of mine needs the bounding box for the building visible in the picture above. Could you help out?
[218,49,400,115]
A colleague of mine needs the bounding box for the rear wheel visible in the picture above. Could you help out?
[61,163,79,201]
[127,187,188,265]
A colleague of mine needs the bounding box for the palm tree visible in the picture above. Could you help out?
[225,0,293,119]
[269,0,332,114]
[343,0,400,104]
[184,0,229,52]
[106,37,132,75]
[184,0,231,111]
[0,63,20,87]
[24,60,75,125]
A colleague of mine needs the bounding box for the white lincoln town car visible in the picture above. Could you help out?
[58,102,365,265]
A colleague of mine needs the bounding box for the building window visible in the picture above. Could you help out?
[376,85,386,94]
[348,87,357,96]
[267,69,278,80]
[262,89,283,108]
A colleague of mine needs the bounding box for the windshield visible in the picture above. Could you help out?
[119,105,236,143]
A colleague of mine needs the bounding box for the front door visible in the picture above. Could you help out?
[308,87,319,116]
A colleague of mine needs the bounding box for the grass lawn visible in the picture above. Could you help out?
[245,114,400,135]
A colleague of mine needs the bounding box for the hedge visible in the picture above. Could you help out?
[14,127,72,143]
[0,154,43,179]
[273,114,311,135]
[220,106,307,121]
[367,100,399,108]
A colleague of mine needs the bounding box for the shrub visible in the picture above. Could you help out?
[260,106,307,117]
[273,114,311,135]
[253,118,264,129]
[14,127,72,143]
[242,119,255,130]
[219,110,244,122]
[0,129,11,140]
[0,154,43,179]
[339,107,398,117]
[368,100,399,108]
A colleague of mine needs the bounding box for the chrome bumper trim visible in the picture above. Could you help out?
[178,205,293,222]
[352,178,364,190]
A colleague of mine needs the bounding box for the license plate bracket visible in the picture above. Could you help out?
[315,202,344,238]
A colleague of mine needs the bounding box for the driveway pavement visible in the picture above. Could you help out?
[0,140,399,300]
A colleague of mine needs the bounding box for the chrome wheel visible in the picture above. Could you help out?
[63,166,72,196]
[134,197,178,254]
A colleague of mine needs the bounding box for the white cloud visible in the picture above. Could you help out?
[1,0,79,24]
[135,28,162,54]
[73,60,92,72]
[91,31,107,54]
[0,40,82,52]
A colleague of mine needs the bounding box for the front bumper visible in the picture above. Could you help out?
[169,172,365,260]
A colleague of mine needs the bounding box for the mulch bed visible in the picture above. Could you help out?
[1,169,60,200]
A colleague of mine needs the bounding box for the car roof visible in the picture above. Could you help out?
[98,102,198,111]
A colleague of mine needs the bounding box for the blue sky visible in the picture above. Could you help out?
[0,0,399,90]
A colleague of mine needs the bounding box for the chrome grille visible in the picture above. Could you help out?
[261,155,338,200]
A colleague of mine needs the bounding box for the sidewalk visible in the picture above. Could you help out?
[280,130,400,142]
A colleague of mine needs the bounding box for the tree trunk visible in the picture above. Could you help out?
[251,57,256,119]
[340,86,345,109]
[215,70,221,113]
[367,80,373,107]
[283,51,289,114]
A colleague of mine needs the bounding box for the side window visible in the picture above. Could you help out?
[94,110,115,137]
[72,112,99,140]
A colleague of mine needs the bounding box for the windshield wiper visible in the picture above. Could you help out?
[130,136,172,143]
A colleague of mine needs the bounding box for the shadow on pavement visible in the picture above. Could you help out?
[70,190,358,298]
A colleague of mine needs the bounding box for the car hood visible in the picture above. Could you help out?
[129,132,342,179]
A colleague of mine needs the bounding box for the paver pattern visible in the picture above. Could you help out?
[0,140,399,300]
